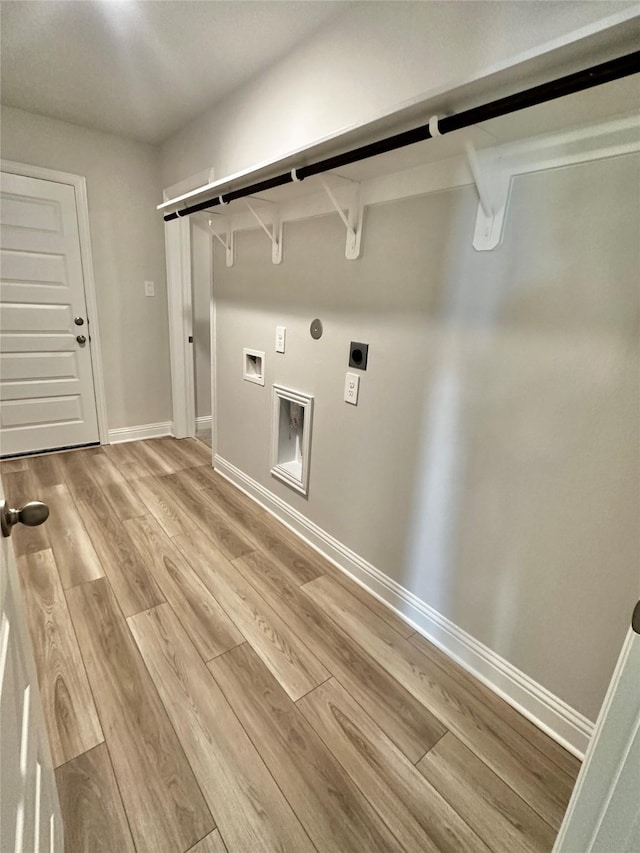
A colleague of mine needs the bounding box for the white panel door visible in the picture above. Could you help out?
[1,486,63,852]
[0,172,99,456]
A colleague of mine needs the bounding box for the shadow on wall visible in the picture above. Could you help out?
[401,159,638,720]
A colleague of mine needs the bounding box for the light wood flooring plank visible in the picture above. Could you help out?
[181,466,324,585]
[18,549,103,766]
[83,452,145,521]
[2,469,51,556]
[2,467,37,503]
[0,455,28,473]
[129,473,198,537]
[127,440,180,475]
[409,631,581,781]
[103,442,153,480]
[330,571,415,638]
[55,448,103,504]
[174,528,329,700]
[181,437,214,466]
[124,515,244,661]
[179,465,267,537]
[67,578,213,853]
[28,453,65,488]
[210,642,404,853]
[187,830,227,853]
[303,575,574,829]
[147,437,208,471]
[42,484,104,588]
[298,678,489,852]
[417,733,557,853]
[128,603,315,853]
[233,549,444,760]
[55,743,135,853]
[77,488,164,616]
[161,471,255,560]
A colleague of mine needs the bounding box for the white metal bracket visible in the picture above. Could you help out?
[320,177,363,260]
[208,218,234,267]
[465,142,512,251]
[246,200,283,264]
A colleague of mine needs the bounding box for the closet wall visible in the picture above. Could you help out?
[212,153,639,724]
[1,105,172,433]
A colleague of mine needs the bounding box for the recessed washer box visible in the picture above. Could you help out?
[243,348,265,385]
[271,384,313,496]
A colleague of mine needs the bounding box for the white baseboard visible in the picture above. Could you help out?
[107,421,173,444]
[214,453,594,758]
[196,416,212,430]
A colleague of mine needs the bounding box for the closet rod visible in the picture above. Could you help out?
[164,49,640,222]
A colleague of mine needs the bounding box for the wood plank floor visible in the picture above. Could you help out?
[2,438,581,853]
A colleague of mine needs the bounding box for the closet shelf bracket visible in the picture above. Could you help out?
[465,142,512,251]
[208,219,234,267]
[246,200,283,264]
[320,177,363,260]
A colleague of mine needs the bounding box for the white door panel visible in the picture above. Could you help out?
[0,250,68,284]
[0,172,99,456]
[0,193,63,236]
[0,283,70,305]
[1,335,72,355]
[2,304,73,332]
[2,395,85,428]
[1,380,82,402]
[1,352,78,382]
[1,482,63,851]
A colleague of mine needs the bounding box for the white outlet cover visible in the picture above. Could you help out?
[276,326,286,353]
[144,280,155,297]
[344,372,359,405]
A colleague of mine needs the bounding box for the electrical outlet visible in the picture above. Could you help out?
[144,280,155,297]
[276,326,286,353]
[344,372,360,405]
[349,341,368,370]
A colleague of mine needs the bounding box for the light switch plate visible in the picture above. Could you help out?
[344,372,359,405]
[144,280,155,297]
[276,326,286,353]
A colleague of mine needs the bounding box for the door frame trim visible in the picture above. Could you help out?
[164,216,195,439]
[164,214,216,460]
[1,159,109,445]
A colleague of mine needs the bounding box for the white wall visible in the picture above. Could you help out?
[1,105,171,432]
[213,152,639,724]
[161,0,635,185]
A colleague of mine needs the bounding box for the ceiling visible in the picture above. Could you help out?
[0,0,351,144]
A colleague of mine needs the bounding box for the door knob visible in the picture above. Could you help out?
[76,335,87,345]
[1,500,49,538]
[74,317,85,326]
